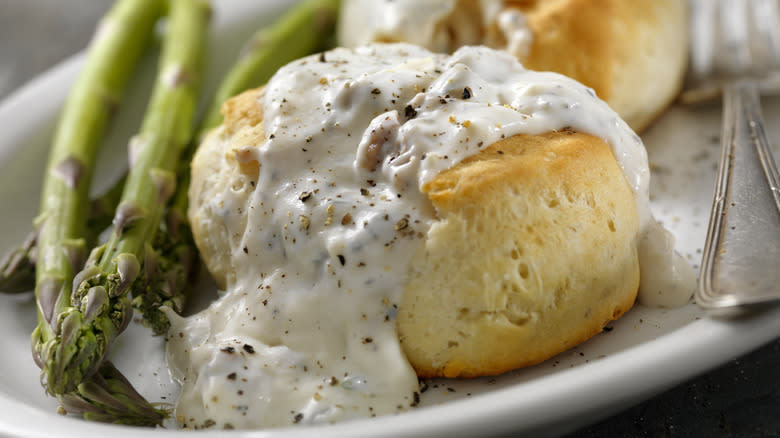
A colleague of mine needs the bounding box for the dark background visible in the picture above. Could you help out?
[1,1,778,436]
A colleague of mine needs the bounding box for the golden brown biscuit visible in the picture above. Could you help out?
[338,0,689,132]
[190,88,640,378]
[513,0,688,132]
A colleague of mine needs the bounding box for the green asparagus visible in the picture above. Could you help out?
[30,0,163,396]
[35,0,210,396]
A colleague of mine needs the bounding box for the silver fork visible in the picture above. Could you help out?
[686,0,780,310]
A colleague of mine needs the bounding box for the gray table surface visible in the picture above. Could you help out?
[1,1,778,437]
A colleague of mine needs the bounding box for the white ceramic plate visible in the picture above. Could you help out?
[1,2,779,437]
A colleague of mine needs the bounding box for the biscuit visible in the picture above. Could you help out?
[190,88,640,378]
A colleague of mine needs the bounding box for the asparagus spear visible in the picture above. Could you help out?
[131,0,341,333]
[0,177,125,294]
[35,0,210,396]
[53,183,170,426]
[30,0,163,396]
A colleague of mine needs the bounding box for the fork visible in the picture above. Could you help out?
[686,0,780,310]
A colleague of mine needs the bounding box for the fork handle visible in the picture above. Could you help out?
[697,79,780,309]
